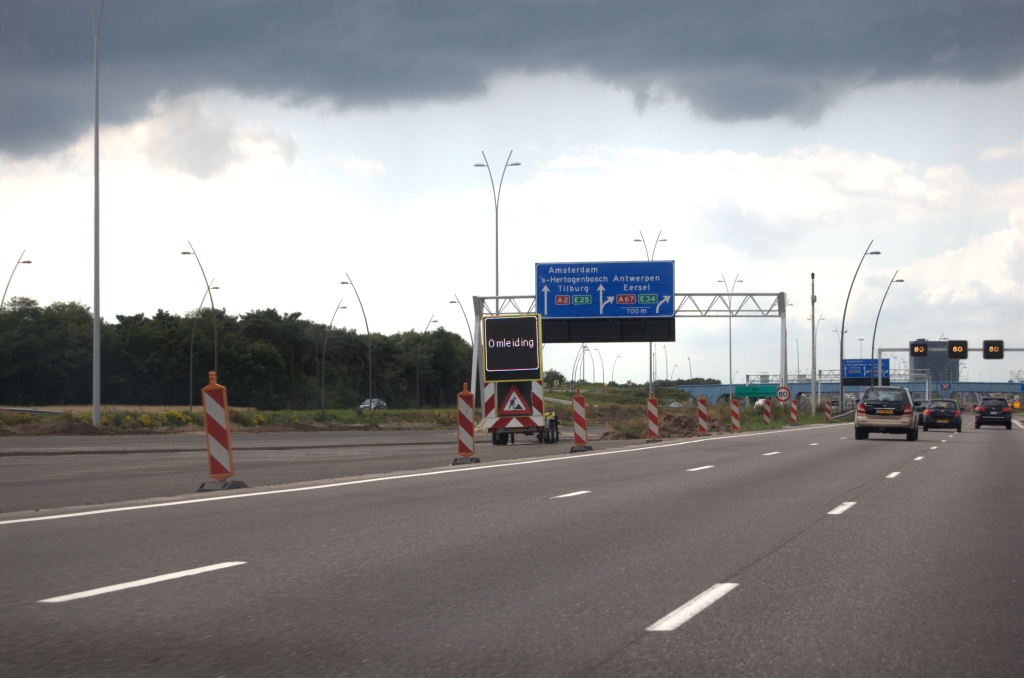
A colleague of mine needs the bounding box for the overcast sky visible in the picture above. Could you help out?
[3,1,1022,385]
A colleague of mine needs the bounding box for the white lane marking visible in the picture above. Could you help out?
[763,451,781,456]
[914,456,924,461]
[687,465,714,472]
[886,472,900,479]
[840,437,847,440]
[828,501,856,515]
[930,446,938,450]
[38,562,245,603]
[810,443,819,446]
[941,440,947,443]
[1014,420,1024,429]
[552,491,590,499]
[1,423,842,526]
[647,583,739,632]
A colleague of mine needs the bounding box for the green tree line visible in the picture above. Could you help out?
[0,297,473,410]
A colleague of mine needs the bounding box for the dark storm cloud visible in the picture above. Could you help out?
[2,1,1021,156]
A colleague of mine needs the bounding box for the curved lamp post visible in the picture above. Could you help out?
[870,272,904,386]
[839,241,881,410]
[593,347,606,385]
[474,151,520,297]
[719,274,743,402]
[416,315,438,408]
[1,250,32,311]
[635,231,668,396]
[450,295,473,344]
[611,354,622,384]
[321,292,347,418]
[182,242,218,376]
[188,282,218,412]
[342,274,373,408]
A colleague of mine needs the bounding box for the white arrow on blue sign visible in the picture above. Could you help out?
[536,261,674,319]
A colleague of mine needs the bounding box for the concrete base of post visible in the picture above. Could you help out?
[569,445,593,453]
[197,480,248,492]
[451,457,481,465]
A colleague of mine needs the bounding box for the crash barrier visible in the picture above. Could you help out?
[198,372,246,492]
[647,397,661,441]
[763,397,772,426]
[697,396,709,435]
[731,398,740,432]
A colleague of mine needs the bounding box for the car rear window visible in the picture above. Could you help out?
[862,388,908,403]
[980,398,1007,406]
[928,401,956,409]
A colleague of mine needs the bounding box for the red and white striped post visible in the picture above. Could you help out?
[763,397,772,426]
[824,399,832,422]
[731,398,740,433]
[198,372,246,491]
[452,383,479,464]
[697,395,709,435]
[647,396,661,442]
[790,399,799,425]
[571,389,593,452]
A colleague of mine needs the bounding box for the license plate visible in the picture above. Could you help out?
[877,409,894,415]
[937,419,948,423]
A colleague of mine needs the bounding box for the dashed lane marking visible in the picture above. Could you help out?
[647,583,739,631]
[810,443,819,446]
[552,491,590,499]
[914,456,923,461]
[687,466,714,472]
[828,502,856,515]
[886,472,900,479]
[930,446,938,450]
[763,451,781,456]
[39,562,246,603]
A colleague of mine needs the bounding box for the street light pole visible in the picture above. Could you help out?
[188,281,218,412]
[687,356,692,380]
[342,274,373,408]
[475,151,520,298]
[719,274,743,402]
[416,315,438,408]
[634,231,667,397]
[182,242,218,376]
[611,354,621,384]
[321,292,347,419]
[870,271,904,386]
[839,241,881,410]
[1,250,32,311]
[810,272,817,413]
[91,0,105,427]
[450,295,473,344]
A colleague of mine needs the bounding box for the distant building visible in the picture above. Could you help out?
[909,339,960,383]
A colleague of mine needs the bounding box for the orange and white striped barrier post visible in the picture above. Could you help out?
[198,372,247,492]
[570,390,593,452]
[647,396,661,442]
[790,399,799,425]
[763,397,772,426]
[697,395,709,435]
[452,383,480,465]
[731,398,740,433]
[824,399,832,422]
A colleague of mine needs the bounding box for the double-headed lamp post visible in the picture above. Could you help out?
[342,275,374,408]
[635,231,667,396]
[839,241,881,410]
[182,242,218,376]
[870,272,904,386]
[416,315,438,408]
[719,274,743,402]
[1,250,32,311]
[474,151,520,298]
[322,292,347,418]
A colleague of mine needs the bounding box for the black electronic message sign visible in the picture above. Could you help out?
[982,339,1004,360]
[483,315,542,382]
[910,341,928,357]
[947,340,968,359]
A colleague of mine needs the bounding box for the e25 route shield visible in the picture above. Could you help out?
[201,372,234,481]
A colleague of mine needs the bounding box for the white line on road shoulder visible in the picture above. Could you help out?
[39,562,245,603]
[648,583,739,631]
[687,465,714,472]
[886,472,900,479]
[828,502,856,515]
[763,451,781,456]
[914,456,924,461]
[552,491,590,499]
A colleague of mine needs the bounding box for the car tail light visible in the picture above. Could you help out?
[903,404,913,414]
[924,408,931,417]
[976,407,984,413]
[955,409,961,417]
[1003,407,1011,413]
[857,403,865,414]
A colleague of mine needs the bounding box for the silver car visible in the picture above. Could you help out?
[854,386,918,441]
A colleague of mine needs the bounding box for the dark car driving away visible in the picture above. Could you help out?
[975,397,1013,429]
[922,400,961,432]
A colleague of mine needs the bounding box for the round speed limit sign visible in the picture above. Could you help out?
[775,385,792,403]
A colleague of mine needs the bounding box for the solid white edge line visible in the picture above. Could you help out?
[763,451,781,456]
[39,561,245,603]
[552,491,590,499]
[1,423,842,527]
[647,583,739,631]
[828,501,856,515]
[886,472,900,478]
[687,465,714,472]
[914,456,924,461]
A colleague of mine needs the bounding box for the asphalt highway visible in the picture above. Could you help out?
[1,422,1021,676]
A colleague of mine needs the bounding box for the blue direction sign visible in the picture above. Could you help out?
[536,261,674,318]
[842,359,890,379]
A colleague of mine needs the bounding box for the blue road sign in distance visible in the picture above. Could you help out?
[536,261,674,318]
[841,359,890,379]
